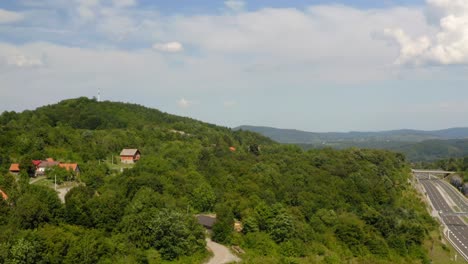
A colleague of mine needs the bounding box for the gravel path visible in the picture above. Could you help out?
[205,238,240,264]
[57,187,71,203]
[29,176,47,184]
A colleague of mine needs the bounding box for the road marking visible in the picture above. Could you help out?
[417,178,468,262]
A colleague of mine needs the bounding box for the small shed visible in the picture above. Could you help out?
[120,149,141,164]
[9,163,20,175]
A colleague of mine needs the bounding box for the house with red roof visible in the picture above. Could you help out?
[120,149,141,164]
[33,158,80,177]
[9,163,20,175]
[35,160,60,176]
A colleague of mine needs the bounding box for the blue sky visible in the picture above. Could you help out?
[1,0,468,132]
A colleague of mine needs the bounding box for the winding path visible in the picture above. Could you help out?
[205,238,240,264]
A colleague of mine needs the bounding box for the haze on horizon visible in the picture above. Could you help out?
[1,0,468,132]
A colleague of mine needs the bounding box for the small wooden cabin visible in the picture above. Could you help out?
[120,149,141,164]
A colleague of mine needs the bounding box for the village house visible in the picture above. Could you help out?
[196,214,243,232]
[120,149,141,164]
[33,158,80,177]
[9,163,20,175]
[35,158,60,176]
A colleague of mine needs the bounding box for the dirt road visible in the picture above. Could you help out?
[205,238,240,264]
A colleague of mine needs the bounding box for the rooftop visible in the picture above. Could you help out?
[120,149,140,156]
[9,163,20,172]
[196,214,217,229]
[38,161,60,168]
[59,163,79,171]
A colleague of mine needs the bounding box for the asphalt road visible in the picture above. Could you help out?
[418,175,468,261]
[436,180,468,212]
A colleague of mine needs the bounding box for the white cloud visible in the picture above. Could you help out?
[384,28,431,65]
[8,54,44,67]
[112,0,137,8]
[0,43,45,68]
[385,0,468,65]
[224,101,237,108]
[75,0,100,20]
[165,5,433,82]
[177,98,193,108]
[0,9,24,24]
[224,0,245,12]
[97,14,135,38]
[152,42,184,53]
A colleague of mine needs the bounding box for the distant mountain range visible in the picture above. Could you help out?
[235,126,468,144]
[234,125,468,161]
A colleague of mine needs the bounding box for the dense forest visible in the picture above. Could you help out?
[296,139,468,162]
[0,97,439,263]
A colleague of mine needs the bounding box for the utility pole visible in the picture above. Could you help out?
[54,174,57,191]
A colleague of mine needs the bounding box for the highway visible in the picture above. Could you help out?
[416,172,468,261]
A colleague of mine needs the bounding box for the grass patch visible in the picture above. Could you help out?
[425,229,467,264]
[32,178,54,188]
[106,161,135,171]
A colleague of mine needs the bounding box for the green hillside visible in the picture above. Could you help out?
[0,97,441,263]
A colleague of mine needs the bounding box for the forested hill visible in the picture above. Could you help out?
[0,97,273,165]
[0,97,439,263]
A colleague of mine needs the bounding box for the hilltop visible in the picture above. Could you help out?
[0,98,442,263]
[0,97,272,165]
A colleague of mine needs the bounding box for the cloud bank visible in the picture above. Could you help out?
[1,1,468,131]
[224,0,245,12]
[385,0,468,65]
[152,42,184,53]
[0,9,24,24]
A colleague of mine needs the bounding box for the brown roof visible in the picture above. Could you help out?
[120,149,140,156]
[196,215,217,229]
[0,189,8,201]
[46,158,55,162]
[59,163,79,171]
[38,161,60,168]
[9,163,20,172]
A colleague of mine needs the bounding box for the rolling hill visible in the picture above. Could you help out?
[236,125,468,161]
[235,125,468,144]
[0,98,440,263]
